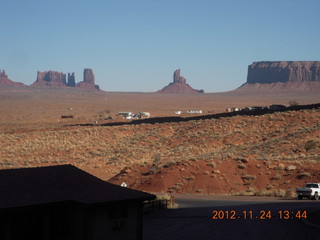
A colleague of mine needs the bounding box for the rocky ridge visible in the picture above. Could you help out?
[158,69,204,94]
[0,70,25,87]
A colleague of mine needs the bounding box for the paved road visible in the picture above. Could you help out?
[143,197,320,240]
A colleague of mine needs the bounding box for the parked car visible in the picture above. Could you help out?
[296,183,320,200]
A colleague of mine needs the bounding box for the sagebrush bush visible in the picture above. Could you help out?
[305,140,317,151]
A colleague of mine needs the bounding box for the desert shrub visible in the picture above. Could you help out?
[163,160,176,168]
[241,175,256,180]
[305,140,317,151]
[212,170,221,174]
[275,189,287,197]
[297,172,311,179]
[274,163,285,171]
[271,174,281,181]
[150,153,162,172]
[238,163,246,169]
[285,188,296,198]
[186,176,195,181]
[288,100,298,106]
[254,190,274,197]
[254,188,288,197]
[235,190,254,196]
[206,162,216,168]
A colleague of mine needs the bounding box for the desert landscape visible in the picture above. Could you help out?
[1,61,320,240]
[1,62,319,198]
[2,2,320,238]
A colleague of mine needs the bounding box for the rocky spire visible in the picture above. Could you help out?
[158,69,204,94]
[173,69,187,83]
[67,72,76,87]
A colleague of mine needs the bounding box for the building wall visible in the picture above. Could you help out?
[0,201,142,240]
[87,202,141,240]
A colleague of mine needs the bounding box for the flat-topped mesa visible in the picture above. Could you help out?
[158,69,204,94]
[247,61,320,84]
[32,71,67,87]
[0,70,26,87]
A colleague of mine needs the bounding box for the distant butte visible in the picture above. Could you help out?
[32,70,68,87]
[237,61,320,91]
[31,68,100,90]
[0,70,26,87]
[76,69,100,91]
[158,69,204,94]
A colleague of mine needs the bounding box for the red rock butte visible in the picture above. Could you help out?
[31,68,99,90]
[158,69,204,94]
[76,68,100,91]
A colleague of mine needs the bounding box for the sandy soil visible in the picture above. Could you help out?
[0,86,319,197]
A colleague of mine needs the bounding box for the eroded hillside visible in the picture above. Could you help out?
[0,108,319,196]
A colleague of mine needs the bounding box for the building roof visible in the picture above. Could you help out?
[0,164,155,210]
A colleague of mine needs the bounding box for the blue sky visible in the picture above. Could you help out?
[1,0,319,92]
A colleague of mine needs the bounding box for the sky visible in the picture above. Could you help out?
[1,0,319,92]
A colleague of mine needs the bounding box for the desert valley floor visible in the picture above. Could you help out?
[0,86,319,197]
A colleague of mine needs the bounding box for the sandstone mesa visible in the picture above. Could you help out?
[247,61,320,84]
[32,68,100,90]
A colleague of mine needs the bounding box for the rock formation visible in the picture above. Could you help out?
[67,73,76,87]
[0,70,25,87]
[173,69,187,83]
[31,68,100,90]
[247,61,320,84]
[83,68,95,84]
[32,71,67,87]
[76,68,100,90]
[158,69,204,94]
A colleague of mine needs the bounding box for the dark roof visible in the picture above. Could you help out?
[0,164,155,210]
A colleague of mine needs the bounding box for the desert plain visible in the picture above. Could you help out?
[0,85,319,197]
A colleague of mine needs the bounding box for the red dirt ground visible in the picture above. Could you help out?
[0,86,319,196]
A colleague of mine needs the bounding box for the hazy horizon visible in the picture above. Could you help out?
[1,0,319,92]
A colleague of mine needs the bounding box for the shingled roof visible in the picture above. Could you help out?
[0,164,155,210]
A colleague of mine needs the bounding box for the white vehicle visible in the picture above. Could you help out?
[138,112,150,118]
[118,112,132,119]
[296,183,320,200]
